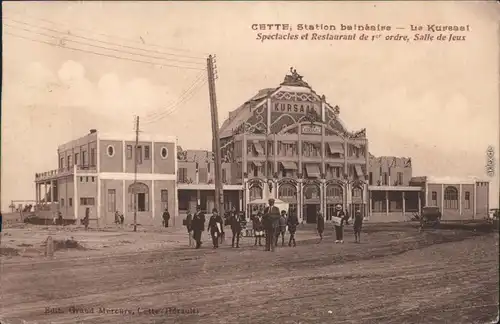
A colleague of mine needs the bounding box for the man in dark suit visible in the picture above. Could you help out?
[264,199,281,252]
[191,206,206,249]
[230,210,243,248]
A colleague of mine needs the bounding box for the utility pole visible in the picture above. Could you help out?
[207,55,223,217]
[133,116,139,232]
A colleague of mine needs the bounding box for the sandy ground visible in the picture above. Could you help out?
[0,222,498,324]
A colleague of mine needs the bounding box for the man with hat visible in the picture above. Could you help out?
[263,198,281,252]
[332,204,346,243]
[191,205,206,249]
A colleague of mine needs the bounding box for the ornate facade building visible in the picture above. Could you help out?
[217,68,370,223]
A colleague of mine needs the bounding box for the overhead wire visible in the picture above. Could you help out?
[142,76,208,125]
[143,71,206,120]
[3,21,206,68]
[4,9,209,56]
[4,30,206,71]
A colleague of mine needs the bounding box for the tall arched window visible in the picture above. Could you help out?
[352,186,362,198]
[249,186,263,201]
[444,186,459,209]
[278,184,297,199]
[128,182,149,212]
[326,185,343,199]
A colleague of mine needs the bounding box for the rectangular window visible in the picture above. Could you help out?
[431,191,437,206]
[80,177,83,182]
[86,176,89,182]
[178,168,188,182]
[61,198,65,207]
[369,172,373,185]
[75,153,79,165]
[465,191,471,209]
[397,172,403,185]
[161,189,168,211]
[90,148,96,166]
[108,189,116,212]
[81,151,87,166]
[136,146,143,164]
[92,177,95,182]
[67,155,72,169]
[144,146,150,160]
[383,173,388,185]
[60,157,64,169]
[126,145,133,159]
[80,197,95,206]
[69,198,73,207]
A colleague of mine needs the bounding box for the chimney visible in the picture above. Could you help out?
[89,129,97,134]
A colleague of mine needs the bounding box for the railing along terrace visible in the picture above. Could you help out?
[76,165,97,172]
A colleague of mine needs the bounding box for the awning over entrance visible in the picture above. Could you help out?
[354,165,365,178]
[305,164,321,178]
[253,161,262,167]
[280,161,298,170]
[327,142,344,154]
[253,141,265,155]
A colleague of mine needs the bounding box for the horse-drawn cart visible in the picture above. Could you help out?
[413,206,442,231]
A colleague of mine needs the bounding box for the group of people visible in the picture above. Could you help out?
[182,199,364,250]
[183,206,246,249]
[251,199,299,250]
[317,204,364,244]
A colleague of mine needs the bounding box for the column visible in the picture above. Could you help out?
[97,177,101,226]
[197,190,201,205]
[44,183,48,203]
[244,180,250,219]
[321,125,325,177]
[441,184,444,211]
[368,190,372,218]
[243,134,248,176]
[151,180,155,219]
[298,127,303,173]
[266,98,271,134]
[298,180,303,223]
[273,134,278,177]
[122,179,126,218]
[35,183,39,205]
[320,179,325,214]
[402,191,406,220]
[473,182,477,219]
[459,184,462,215]
[74,166,78,220]
[238,189,243,212]
[418,192,422,214]
[385,190,389,217]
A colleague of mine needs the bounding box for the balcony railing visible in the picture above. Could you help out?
[35,165,97,181]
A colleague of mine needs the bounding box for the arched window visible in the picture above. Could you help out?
[352,186,362,198]
[444,186,458,209]
[326,185,343,199]
[304,185,320,200]
[278,184,297,199]
[249,186,263,201]
[128,182,149,212]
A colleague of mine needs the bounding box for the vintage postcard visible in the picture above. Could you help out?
[1,1,499,323]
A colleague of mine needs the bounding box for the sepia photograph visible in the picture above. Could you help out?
[1,1,499,323]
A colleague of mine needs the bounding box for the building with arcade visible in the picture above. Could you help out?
[33,69,490,226]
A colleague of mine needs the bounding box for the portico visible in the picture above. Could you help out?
[368,185,422,222]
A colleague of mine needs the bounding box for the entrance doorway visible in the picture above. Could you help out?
[304,204,320,224]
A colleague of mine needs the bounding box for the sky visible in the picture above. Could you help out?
[2,1,499,212]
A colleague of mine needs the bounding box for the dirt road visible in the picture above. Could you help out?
[1,223,498,324]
